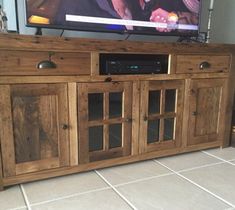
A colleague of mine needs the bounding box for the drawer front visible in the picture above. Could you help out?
[0,50,91,75]
[176,55,231,74]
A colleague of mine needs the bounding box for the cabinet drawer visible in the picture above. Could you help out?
[0,50,91,75]
[176,55,230,74]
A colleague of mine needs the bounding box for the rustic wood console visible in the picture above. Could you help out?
[0,33,234,190]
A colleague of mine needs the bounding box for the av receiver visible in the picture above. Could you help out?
[100,54,168,75]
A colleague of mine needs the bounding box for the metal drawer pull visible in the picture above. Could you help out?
[37,52,57,69]
[199,61,211,70]
[37,60,57,69]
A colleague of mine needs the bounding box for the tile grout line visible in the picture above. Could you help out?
[153,160,235,209]
[202,151,235,166]
[30,186,111,207]
[19,184,32,210]
[176,161,225,173]
[114,160,225,188]
[8,206,28,210]
[95,170,138,210]
[113,172,174,187]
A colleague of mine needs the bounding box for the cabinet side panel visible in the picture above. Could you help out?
[0,143,4,190]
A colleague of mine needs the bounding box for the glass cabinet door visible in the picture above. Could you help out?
[139,80,184,153]
[78,82,132,163]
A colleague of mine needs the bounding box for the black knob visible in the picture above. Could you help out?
[105,77,112,82]
[199,61,211,70]
[192,111,198,116]
[143,116,148,121]
[62,124,69,130]
[125,118,132,123]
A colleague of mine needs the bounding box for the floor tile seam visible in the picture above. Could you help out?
[7,206,28,210]
[224,207,235,210]
[202,151,235,166]
[176,161,225,173]
[153,160,235,209]
[20,184,32,210]
[29,186,111,207]
[95,170,138,210]
[113,172,174,187]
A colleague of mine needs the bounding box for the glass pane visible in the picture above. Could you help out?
[164,118,175,141]
[165,89,176,113]
[148,91,161,115]
[89,126,103,152]
[88,93,103,121]
[109,92,122,119]
[109,124,122,149]
[147,119,160,144]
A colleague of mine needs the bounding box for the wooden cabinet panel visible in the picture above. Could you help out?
[0,84,70,177]
[176,55,230,74]
[78,82,133,163]
[0,50,91,75]
[139,80,185,153]
[188,79,226,145]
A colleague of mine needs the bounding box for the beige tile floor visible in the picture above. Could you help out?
[1,147,235,210]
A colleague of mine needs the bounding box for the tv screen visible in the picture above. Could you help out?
[25,0,201,36]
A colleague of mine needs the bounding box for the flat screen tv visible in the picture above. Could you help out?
[25,0,201,37]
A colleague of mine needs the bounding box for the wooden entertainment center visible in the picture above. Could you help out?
[0,33,234,190]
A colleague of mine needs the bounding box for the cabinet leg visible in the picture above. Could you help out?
[0,185,3,191]
[0,178,4,191]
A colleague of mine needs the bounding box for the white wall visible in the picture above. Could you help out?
[210,0,235,43]
[3,0,17,31]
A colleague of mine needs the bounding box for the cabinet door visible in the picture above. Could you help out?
[139,80,184,153]
[188,79,226,145]
[0,84,69,177]
[78,82,132,163]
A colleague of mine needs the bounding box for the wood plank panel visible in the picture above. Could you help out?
[104,92,109,151]
[16,158,60,175]
[78,83,89,164]
[139,81,149,153]
[57,84,70,167]
[0,85,16,177]
[2,140,222,187]
[0,50,91,75]
[176,55,230,74]
[68,83,79,166]
[0,144,4,190]
[131,81,140,155]
[0,73,229,85]
[188,79,226,145]
[12,96,41,163]
[122,82,133,156]
[91,52,99,75]
[181,79,191,148]
[0,34,234,55]
[89,148,123,162]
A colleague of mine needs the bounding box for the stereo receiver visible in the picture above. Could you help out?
[100,54,168,75]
